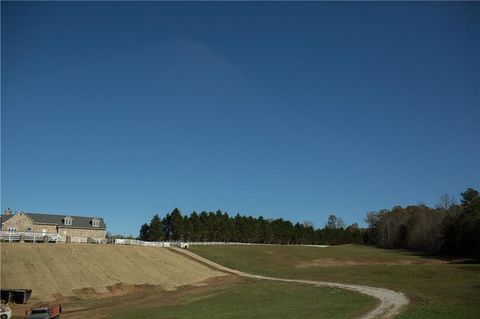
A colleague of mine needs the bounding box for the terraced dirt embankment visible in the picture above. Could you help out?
[0,243,225,301]
[171,247,409,319]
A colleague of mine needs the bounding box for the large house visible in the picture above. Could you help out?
[0,209,106,239]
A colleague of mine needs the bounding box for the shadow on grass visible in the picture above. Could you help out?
[356,244,480,265]
[406,250,480,264]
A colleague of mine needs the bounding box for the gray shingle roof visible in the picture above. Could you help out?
[1,212,106,229]
[0,214,14,224]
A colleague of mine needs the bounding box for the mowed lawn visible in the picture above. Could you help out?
[111,278,376,319]
[190,244,480,319]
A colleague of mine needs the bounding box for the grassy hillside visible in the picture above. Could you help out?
[0,243,224,300]
[110,278,376,319]
[190,244,480,319]
[2,243,377,319]
[57,275,376,319]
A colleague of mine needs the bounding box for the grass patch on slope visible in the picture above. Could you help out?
[190,244,480,319]
[111,278,376,319]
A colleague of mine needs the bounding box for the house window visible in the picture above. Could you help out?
[26,227,32,232]
[64,217,73,226]
[7,227,17,232]
[92,219,100,227]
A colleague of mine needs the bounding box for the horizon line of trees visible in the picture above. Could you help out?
[364,188,480,257]
[138,209,364,245]
[137,187,479,257]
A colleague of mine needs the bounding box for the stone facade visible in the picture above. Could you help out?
[57,227,106,239]
[2,213,33,232]
[32,224,58,234]
[2,212,106,239]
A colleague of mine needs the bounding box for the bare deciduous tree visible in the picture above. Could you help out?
[436,193,456,211]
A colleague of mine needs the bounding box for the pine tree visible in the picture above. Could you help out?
[139,223,150,240]
[148,214,164,241]
[190,211,201,241]
[170,208,184,241]
[183,215,192,241]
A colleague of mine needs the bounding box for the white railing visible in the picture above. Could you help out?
[112,238,170,247]
[185,242,329,247]
[0,231,103,244]
[187,241,257,246]
[0,231,60,243]
[0,232,170,247]
[0,232,244,247]
[0,231,329,248]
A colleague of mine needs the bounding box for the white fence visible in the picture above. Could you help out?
[0,231,172,247]
[0,232,248,247]
[0,231,329,248]
[186,242,329,247]
[112,238,170,247]
[0,231,104,244]
[1,231,60,243]
[187,241,258,246]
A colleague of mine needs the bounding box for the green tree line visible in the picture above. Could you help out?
[138,187,479,256]
[138,209,364,245]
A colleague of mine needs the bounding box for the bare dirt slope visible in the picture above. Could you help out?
[0,243,225,301]
[171,247,409,319]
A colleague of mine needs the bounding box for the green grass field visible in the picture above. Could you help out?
[110,278,376,319]
[189,244,480,319]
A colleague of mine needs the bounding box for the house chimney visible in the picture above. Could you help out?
[4,208,12,216]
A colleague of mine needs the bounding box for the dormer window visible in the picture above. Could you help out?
[64,216,73,226]
[92,218,100,227]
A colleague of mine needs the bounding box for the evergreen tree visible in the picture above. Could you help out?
[190,211,201,241]
[138,208,370,246]
[183,215,192,241]
[139,223,150,240]
[148,214,164,241]
[443,188,480,256]
[199,211,209,241]
[170,208,184,241]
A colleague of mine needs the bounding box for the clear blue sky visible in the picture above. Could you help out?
[2,2,479,235]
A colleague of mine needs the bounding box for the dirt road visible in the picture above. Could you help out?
[171,247,409,319]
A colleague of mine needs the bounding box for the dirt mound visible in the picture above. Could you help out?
[0,243,225,301]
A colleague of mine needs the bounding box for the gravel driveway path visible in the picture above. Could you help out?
[171,247,409,319]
